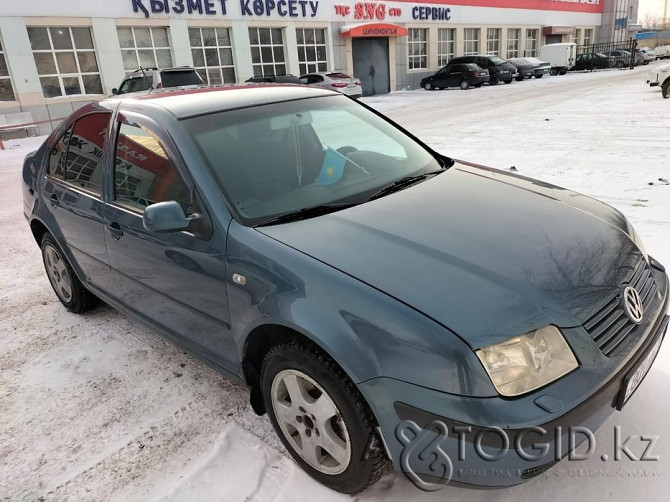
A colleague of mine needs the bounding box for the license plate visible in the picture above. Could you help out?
[616,331,665,410]
[347,84,356,88]
[501,70,509,74]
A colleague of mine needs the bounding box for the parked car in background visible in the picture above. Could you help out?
[420,63,489,90]
[637,49,655,64]
[522,57,551,78]
[112,67,203,95]
[447,55,517,85]
[573,53,612,71]
[246,74,304,84]
[605,49,636,68]
[300,72,362,98]
[507,57,549,80]
[539,43,576,75]
[646,62,670,98]
[22,84,669,495]
[653,45,670,59]
[506,58,536,81]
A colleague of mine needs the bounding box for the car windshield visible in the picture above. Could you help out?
[183,95,443,226]
[489,56,506,65]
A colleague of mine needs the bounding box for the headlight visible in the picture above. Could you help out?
[475,326,578,397]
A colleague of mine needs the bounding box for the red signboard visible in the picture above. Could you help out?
[341,23,409,37]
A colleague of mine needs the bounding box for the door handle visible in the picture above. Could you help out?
[49,193,59,207]
[106,221,124,240]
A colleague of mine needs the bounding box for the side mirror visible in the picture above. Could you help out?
[143,201,192,233]
[112,88,118,95]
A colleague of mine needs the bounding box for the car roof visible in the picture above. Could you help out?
[106,84,337,119]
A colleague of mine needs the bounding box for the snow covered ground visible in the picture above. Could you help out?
[1,64,669,501]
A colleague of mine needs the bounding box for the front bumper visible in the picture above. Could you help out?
[360,265,668,488]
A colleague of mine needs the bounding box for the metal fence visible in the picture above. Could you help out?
[574,39,637,71]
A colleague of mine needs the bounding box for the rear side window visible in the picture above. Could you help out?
[114,122,191,213]
[48,127,72,181]
[326,73,351,79]
[65,113,110,195]
[160,70,202,87]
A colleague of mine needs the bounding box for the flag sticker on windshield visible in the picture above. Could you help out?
[316,148,347,185]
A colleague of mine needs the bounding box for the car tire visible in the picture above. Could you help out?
[41,233,98,313]
[489,74,500,85]
[424,81,433,91]
[460,80,469,90]
[515,75,524,82]
[504,79,513,84]
[615,61,624,68]
[662,80,669,99]
[559,69,567,75]
[261,339,390,494]
[550,68,559,76]
[535,74,543,78]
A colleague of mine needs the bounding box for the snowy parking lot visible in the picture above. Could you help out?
[1,64,669,501]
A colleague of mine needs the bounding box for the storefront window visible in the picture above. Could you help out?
[463,28,479,56]
[437,28,455,67]
[0,36,16,101]
[584,29,593,47]
[506,29,520,58]
[524,29,538,57]
[486,28,500,56]
[28,26,102,98]
[408,28,427,70]
[117,27,172,71]
[296,28,328,75]
[189,27,236,85]
[249,27,286,77]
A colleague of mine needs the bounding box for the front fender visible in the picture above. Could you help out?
[226,221,497,398]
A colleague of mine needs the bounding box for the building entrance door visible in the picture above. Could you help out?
[546,35,563,44]
[352,38,390,96]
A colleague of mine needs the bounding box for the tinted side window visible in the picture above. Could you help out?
[48,127,72,181]
[114,122,191,213]
[65,113,111,196]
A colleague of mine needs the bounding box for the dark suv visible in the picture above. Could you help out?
[420,63,489,90]
[448,55,517,85]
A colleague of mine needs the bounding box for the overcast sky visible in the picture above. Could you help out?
[638,0,669,23]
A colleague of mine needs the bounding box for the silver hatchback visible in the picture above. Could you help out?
[300,71,362,98]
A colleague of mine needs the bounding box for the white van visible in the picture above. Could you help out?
[653,45,670,59]
[539,43,577,75]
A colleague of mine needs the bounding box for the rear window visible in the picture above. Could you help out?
[326,73,351,79]
[160,70,202,87]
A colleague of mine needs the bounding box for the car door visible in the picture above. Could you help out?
[42,111,115,291]
[432,67,450,87]
[446,65,464,86]
[103,110,238,372]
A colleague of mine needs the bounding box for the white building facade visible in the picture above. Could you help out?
[0,0,604,133]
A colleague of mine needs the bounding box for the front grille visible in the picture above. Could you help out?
[583,260,658,357]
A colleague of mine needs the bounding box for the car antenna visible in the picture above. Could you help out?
[139,66,154,93]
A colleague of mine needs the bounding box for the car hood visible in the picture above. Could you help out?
[257,163,643,349]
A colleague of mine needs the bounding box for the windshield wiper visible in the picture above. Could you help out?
[254,202,359,227]
[368,169,445,201]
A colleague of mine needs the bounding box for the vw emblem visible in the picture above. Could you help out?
[623,286,644,324]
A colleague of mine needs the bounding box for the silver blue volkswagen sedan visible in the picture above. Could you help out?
[22,86,668,493]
